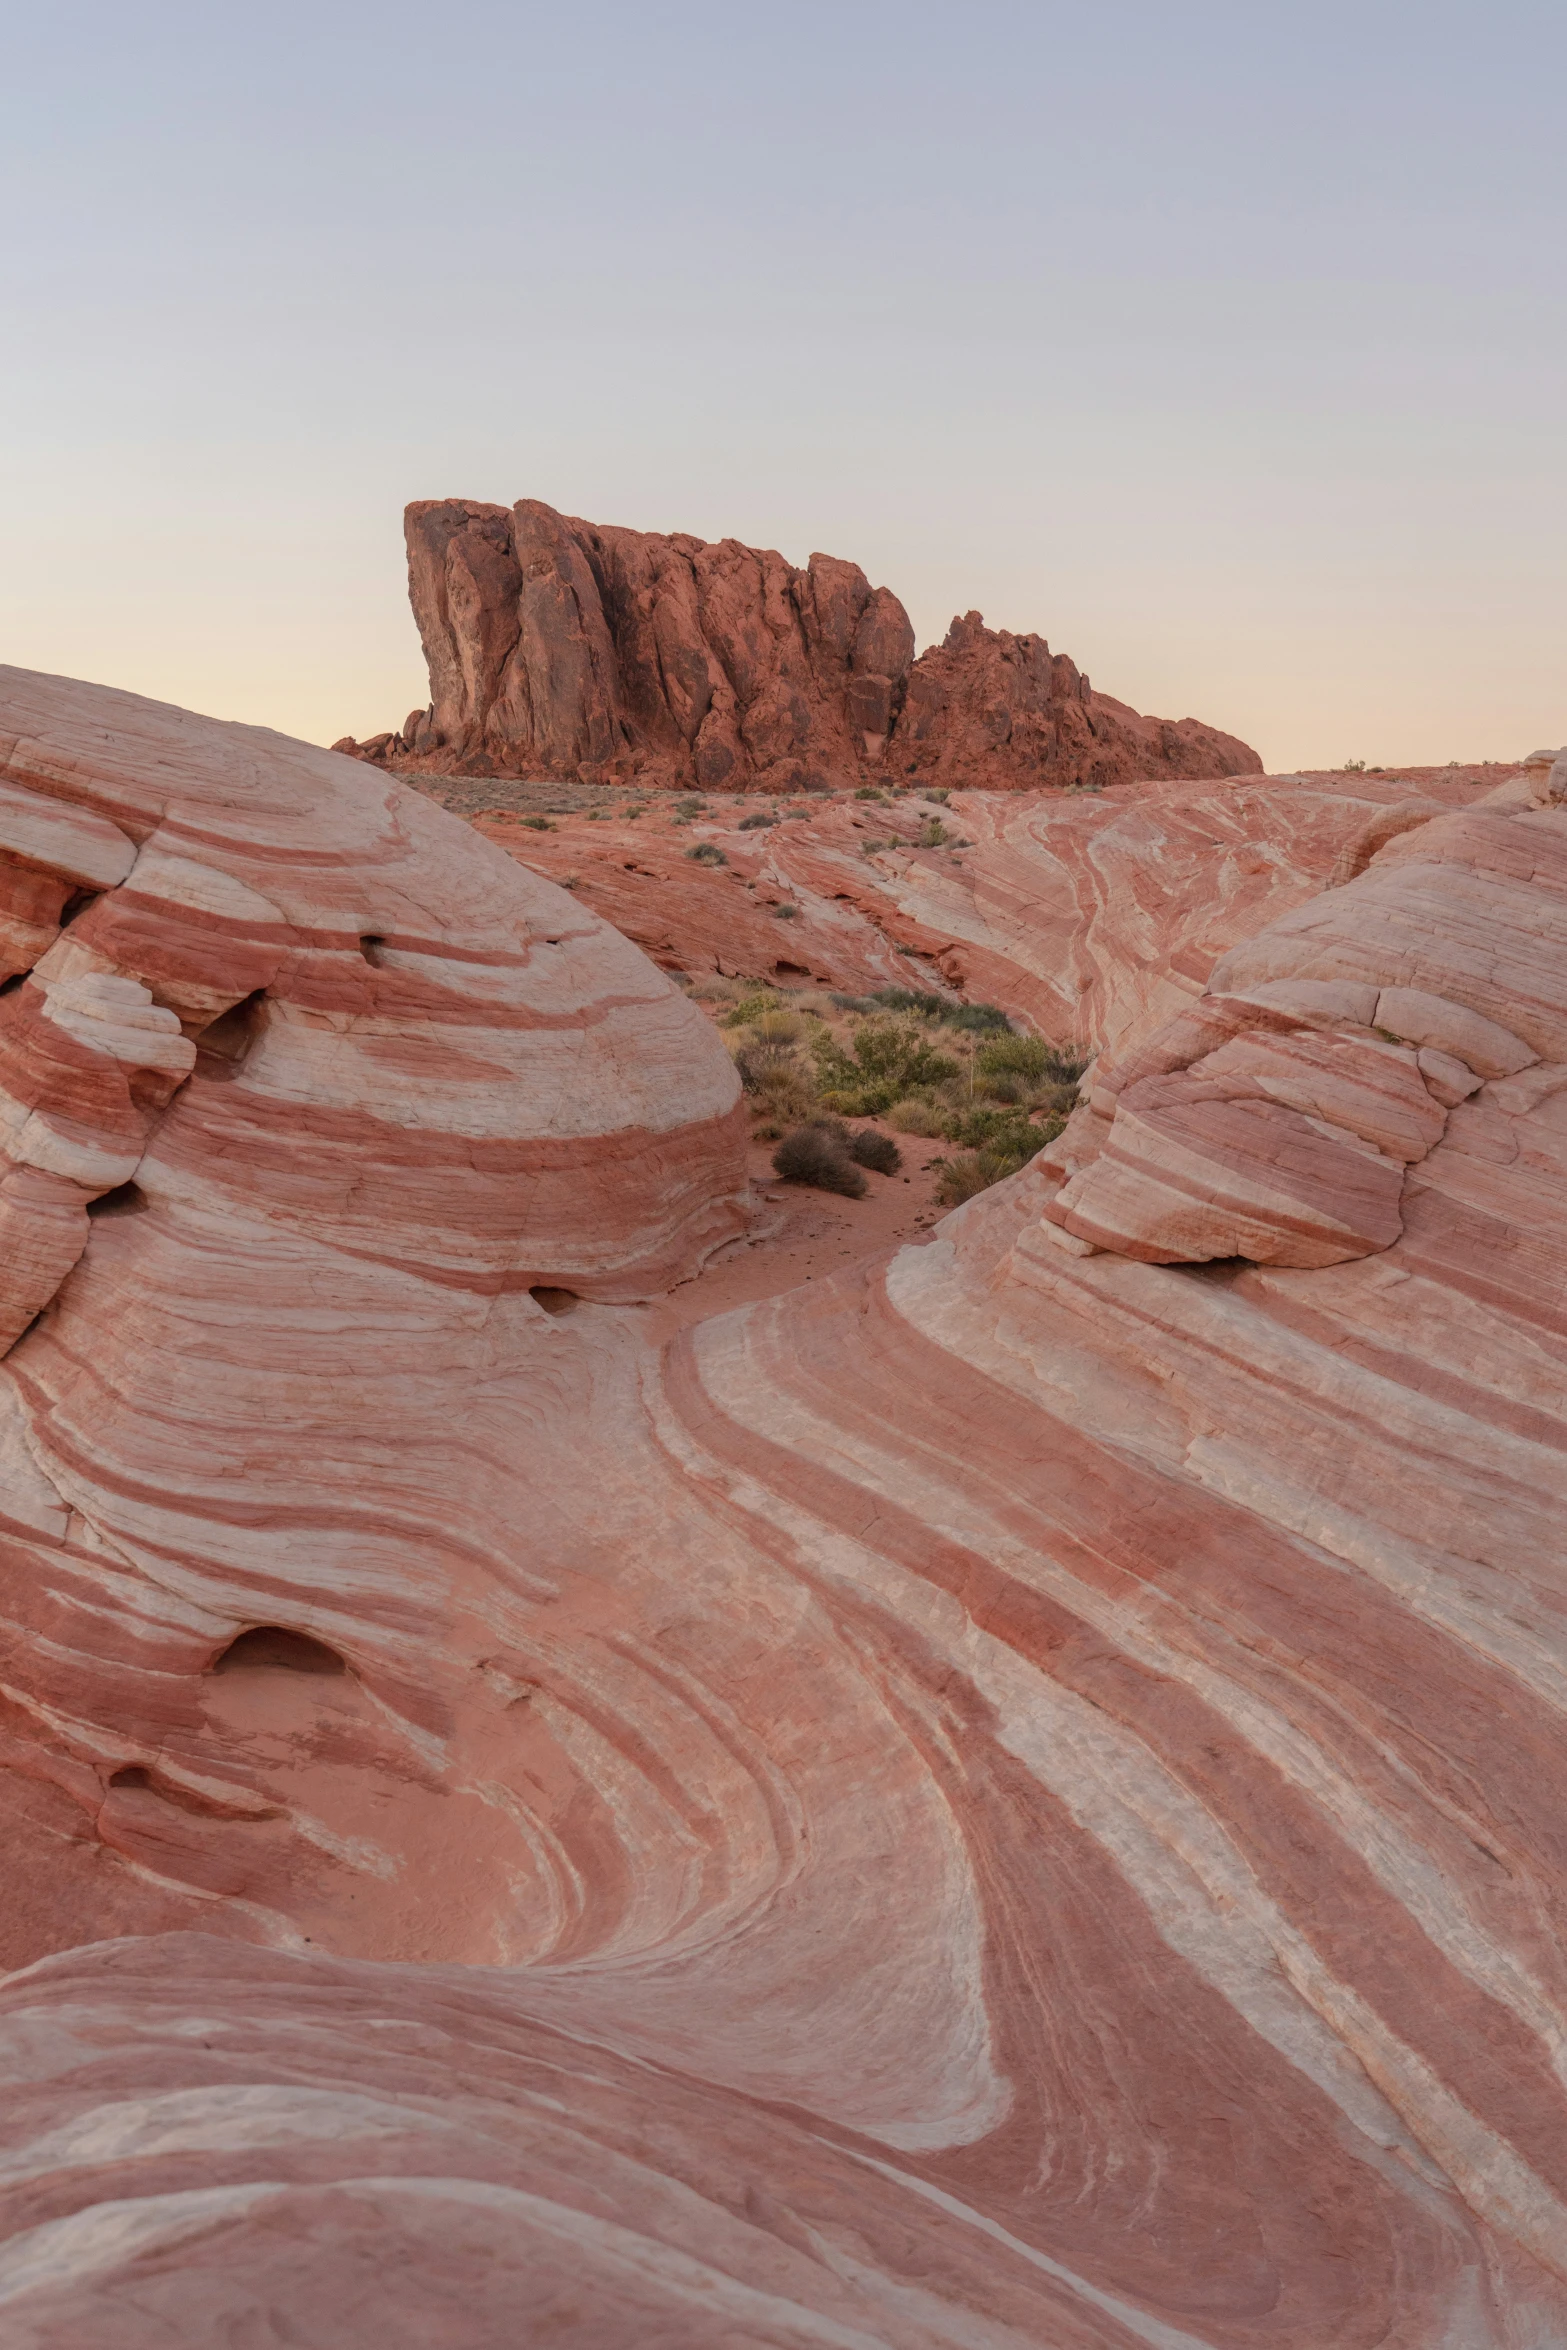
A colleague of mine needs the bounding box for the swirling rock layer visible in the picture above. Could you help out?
[0,676,1564,2345]
[469,763,1502,1048]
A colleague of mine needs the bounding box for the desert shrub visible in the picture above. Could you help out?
[975,1033,1084,1086]
[773,1123,867,1196]
[734,1008,805,1047]
[935,1150,1014,1207]
[773,902,800,919]
[737,811,776,830]
[587,809,611,821]
[674,795,707,814]
[921,788,950,804]
[886,1096,947,1137]
[848,1128,902,1174]
[859,987,1011,1035]
[942,1103,1063,1161]
[917,817,950,848]
[686,842,728,866]
[745,1058,819,1126]
[518,815,554,831]
[620,804,646,819]
[724,991,784,1028]
[811,1019,960,1116]
[943,1001,1013,1035]
[854,784,887,801]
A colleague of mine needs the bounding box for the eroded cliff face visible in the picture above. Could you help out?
[0,675,1565,2346]
[339,496,1261,793]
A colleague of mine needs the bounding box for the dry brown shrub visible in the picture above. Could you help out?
[773,1124,867,1196]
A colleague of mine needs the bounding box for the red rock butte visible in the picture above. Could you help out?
[335,496,1261,793]
[0,663,1565,2345]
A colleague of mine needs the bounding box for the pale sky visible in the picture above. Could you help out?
[4,0,1562,771]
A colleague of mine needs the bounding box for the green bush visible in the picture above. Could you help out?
[854,784,887,801]
[811,1018,960,1115]
[917,817,950,848]
[518,815,554,831]
[685,842,728,866]
[737,812,776,830]
[723,991,784,1028]
[941,1103,1064,1161]
[974,1033,1084,1085]
[824,988,1011,1035]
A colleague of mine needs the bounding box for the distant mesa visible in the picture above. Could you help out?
[334,497,1261,794]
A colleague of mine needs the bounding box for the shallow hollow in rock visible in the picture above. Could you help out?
[210,1627,348,1676]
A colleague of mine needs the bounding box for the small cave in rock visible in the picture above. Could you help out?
[197,990,267,1067]
[108,1764,152,1789]
[59,887,102,929]
[529,1286,580,1316]
[212,1626,347,1676]
[359,935,388,965]
[88,1181,147,1219]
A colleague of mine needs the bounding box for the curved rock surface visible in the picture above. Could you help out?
[338,497,1260,793]
[469,763,1503,1051]
[0,675,1564,2344]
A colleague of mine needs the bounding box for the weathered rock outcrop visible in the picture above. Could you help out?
[891,606,1260,790]
[0,675,1565,2344]
[337,497,1261,792]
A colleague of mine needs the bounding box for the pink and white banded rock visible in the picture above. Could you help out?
[0,674,1564,2346]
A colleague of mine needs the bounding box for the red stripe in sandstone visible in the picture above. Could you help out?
[666,1276,1567,2221]
[1235,1276,1567,1453]
[658,1325,1455,2338]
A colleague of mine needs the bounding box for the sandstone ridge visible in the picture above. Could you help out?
[0,672,1565,2344]
[337,496,1261,793]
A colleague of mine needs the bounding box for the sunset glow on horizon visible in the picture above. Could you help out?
[4,0,1562,772]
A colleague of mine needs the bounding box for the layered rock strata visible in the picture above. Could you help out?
[0,676,1563,2343]
[336,497,1260,792]
[471,763,1502,1047]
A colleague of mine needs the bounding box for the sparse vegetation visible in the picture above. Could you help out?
[826,987,1009,1034]
[685,842,728,866]
[935,1150,1015,1207]
[712,977,1078,1198]
[917,816,951,848]
[854,784,888,802]
[773,1121,867,1196]
[886,1097,947,1137]
[518,815,554,830]
[812,1018,961,1115]
[723,991,786,1027]
[738,811,777,830]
